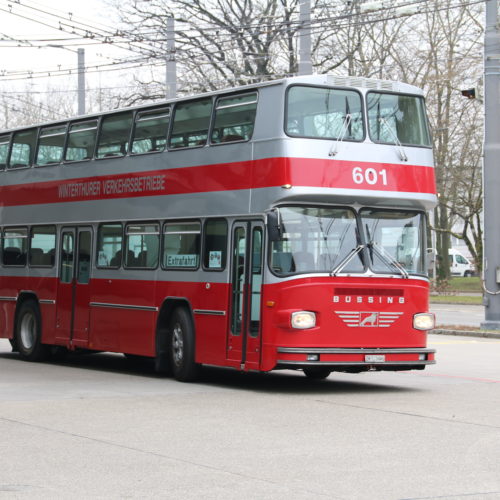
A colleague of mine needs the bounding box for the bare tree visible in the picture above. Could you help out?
[314,0,483,277]
[114,0,320,102]
[407,0,483,276]
[0,82,126,129]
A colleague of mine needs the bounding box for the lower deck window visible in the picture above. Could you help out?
[203,219,228,270]
[2,227,28,266]
[163,221,200,269]
[125,223,159,268]
[96,223,123,268]
[29,226,56,267]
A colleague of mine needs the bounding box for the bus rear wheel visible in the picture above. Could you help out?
[15,300,48,362]
[169,307,199,382]
[303,367,331,380]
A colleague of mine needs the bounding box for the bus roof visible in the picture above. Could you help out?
[0,74,424,135]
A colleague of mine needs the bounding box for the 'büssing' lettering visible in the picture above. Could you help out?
[333,295,405,304]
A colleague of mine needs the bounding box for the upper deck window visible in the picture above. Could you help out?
[0,135,9,170]
[132,107,170,154]
[97,112,133,159]
[367,92,431,147]
[36,125,67,166]
[286,86,363,141]
[211,92,258,144]
[8,129,37,168]
[65,120,97,162]
[169,98,212,149]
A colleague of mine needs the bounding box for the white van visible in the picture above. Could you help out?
[449,248,474,277]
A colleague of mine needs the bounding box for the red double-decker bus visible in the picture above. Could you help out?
[0,74,436,381]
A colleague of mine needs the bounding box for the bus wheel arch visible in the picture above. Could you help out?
[14,295,48,362]
[13,291,39,348]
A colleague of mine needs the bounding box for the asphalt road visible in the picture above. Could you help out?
[0,335,499,500]
[430,303,484,328]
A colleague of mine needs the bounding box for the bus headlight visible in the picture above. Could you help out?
[413,313,435,330]
[291,311,316,329]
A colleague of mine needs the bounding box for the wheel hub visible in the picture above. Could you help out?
[172,323,184,366]
[20,312,35,350]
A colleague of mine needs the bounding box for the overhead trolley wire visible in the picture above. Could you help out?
[0,0,485,82]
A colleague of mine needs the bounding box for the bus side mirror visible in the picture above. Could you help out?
[266,209,282,242]
[426,248,436,268]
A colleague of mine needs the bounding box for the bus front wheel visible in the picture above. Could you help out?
[15,300,48,362]
[303,367,331,380]
[169,307,199,382]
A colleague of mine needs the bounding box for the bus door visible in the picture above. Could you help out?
[55,227,92,348]
[227,221,264,370]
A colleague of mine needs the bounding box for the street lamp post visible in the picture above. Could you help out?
[481,0,500,329]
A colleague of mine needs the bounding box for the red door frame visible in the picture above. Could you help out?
[55,226,92,348]
[227,220,264,370]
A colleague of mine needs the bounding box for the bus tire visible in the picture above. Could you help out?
[303,367,331,380]
[9,338,18,352]
[15,300,48,362]
[169,307,199,382]
[50,346,68,362]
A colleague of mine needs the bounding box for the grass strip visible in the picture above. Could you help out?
[430,295,482,305]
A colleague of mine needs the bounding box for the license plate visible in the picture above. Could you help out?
[365,354,385,363]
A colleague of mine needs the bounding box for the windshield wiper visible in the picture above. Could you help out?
[379,117,408,162]
[329,96,353,157]
[330,244,364,276]
[367,241,409,278]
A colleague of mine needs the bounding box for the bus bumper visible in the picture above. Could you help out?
[275,347,436,372]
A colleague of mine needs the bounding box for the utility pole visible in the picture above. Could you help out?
[48,44,86,115]
[77,48,85,115]
[166,17,177,99]
[298,0,312,75]
[481,0,500,329]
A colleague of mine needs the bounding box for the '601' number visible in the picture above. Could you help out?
[352,167,388,186]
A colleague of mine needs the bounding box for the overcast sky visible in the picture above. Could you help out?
[0,0,132,91]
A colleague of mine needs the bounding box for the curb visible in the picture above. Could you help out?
[432,329,500,340]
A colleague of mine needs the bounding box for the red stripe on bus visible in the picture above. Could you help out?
[0,157,436,207]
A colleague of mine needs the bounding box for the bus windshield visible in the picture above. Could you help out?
[367,92,431,147]
[270,206,426,276]
[286,86,364,141]
[270,206,364,275]
[361,209,425,275]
